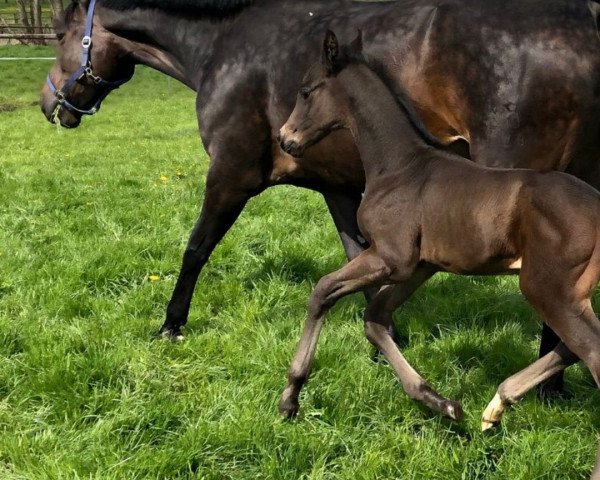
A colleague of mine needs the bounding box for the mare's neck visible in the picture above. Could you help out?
[98,6,239,90]
[342,66,430,180]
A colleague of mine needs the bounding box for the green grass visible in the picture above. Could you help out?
[0,45,599,479]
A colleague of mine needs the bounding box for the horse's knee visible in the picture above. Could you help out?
[364,321,388,347]
[307,275,337,317]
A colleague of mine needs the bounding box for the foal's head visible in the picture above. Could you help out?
[279,30,363,158]
[40,0,135,128]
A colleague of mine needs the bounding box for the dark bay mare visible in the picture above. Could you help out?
[280,31,600,475]
[41,0,600,394]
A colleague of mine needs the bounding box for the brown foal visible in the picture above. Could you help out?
[279,30,600,437]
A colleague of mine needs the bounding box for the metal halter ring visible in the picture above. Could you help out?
[81,35,92,49]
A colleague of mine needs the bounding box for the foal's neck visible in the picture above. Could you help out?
[341,65,430,180]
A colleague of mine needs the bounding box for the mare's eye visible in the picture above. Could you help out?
[56,33,65,41]
[299,88,311,100]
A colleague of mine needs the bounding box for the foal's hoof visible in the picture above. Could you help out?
[481,393,504,432]
[278,399,300,420]
[443,400,464,422]
[156,326,185,342]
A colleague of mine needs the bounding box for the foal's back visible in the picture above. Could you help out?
[373,152,600,276]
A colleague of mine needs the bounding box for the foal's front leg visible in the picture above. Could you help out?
[279,249,392,418]
[323,190,403,347]
[363,268,463,421]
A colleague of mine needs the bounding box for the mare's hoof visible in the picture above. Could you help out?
[537,379,565,400]
[443,400,464,422]
[278,399,300,420]
[481,393,504,432]
[371,348,385,364]
[156,326,185,342]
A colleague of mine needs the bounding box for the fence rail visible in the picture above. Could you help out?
[0,33,54,39]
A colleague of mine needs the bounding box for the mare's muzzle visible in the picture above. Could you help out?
[43,0,132,126]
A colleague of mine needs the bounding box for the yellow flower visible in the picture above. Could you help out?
[160,175,168,182]
[149,275,160,283]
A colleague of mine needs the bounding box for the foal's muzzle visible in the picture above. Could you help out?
[278,126,305,158]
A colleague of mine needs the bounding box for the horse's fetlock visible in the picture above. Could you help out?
[184,248,208,265]
[364,321,385,345]
[287,369,307,388]
[497,384,518,405]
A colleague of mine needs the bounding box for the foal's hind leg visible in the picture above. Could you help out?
[279,249,392,418]
[485,276,600,431]
[363,268,463,421]
[481,341,578,430]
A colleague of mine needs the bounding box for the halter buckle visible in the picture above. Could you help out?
[81,36,92,49]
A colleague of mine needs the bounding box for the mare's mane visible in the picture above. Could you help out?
[64,0,254,22]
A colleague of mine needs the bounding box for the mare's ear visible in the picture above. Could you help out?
[350,29,363,55]
[322,29,339,73]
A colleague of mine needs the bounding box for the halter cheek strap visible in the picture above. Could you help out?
[46,0,132,117]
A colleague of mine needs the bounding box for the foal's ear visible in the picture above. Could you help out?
[350,29,363,55]
[322,29,339,73]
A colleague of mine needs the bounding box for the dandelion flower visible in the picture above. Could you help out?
[149,275,160,282]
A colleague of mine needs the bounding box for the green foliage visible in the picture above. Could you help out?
[0,46,598,478]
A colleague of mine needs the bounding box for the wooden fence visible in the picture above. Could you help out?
[0,2,55,44]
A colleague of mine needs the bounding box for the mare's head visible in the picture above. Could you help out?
[40,0,135,128]
[279,30,363,158]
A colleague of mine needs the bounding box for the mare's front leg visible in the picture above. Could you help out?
[279,249,392,418]
[159,170,259,338]
[363,267,463,421]
[323,189,402,346]
[159,120,268,338]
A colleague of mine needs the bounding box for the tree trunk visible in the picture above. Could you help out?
[50,0,64,17]
[16,0,31,31]
[32,0,44,45]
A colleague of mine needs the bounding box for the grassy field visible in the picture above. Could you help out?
[1,45,599,479]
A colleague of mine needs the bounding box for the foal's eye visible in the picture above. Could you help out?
[56,33,65,42]
[299,88,311,100]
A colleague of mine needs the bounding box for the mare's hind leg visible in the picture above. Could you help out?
[279,249,392,418]
[481,340,578,430]
[538,324,567,396]
[363,267,463,421]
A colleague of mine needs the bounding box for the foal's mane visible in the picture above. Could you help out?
[330,40,445,149]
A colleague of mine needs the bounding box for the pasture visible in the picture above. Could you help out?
[1,45,599,478]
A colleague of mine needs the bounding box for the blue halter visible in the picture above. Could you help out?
[46,0,132,119]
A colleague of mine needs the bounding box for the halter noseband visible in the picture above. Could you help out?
[46,0,132,120]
